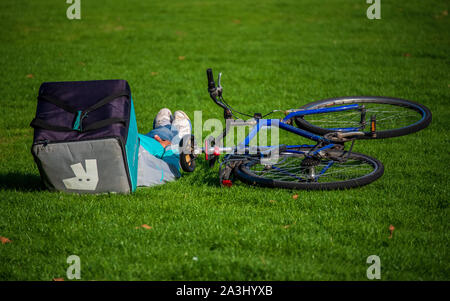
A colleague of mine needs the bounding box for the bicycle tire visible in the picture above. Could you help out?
[294,96,432,139]
[234,148,384,190]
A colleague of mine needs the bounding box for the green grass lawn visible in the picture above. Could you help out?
[0,0,449,280]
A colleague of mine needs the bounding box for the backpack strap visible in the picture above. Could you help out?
[83,118,127,131]
[83,91,130,115]
[30,117,126,132]
[32,90,130,132]
[30,118,74,132]
[38,91,129,115]
[38,95,78,114]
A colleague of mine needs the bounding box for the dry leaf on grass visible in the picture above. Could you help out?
[151,71,159,76]
[52,278,64,281]
[26,74,34,78]
[136,224,152,230]
[388,224,395,239]
[0,236,11,244]
[283,221,296,229]
[178,56,185,60]
[292,194,299,200]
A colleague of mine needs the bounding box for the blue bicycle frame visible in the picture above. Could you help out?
[204,69,363,156]
[223,104,362,154]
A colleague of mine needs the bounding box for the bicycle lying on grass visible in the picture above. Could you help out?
[179,69,432,190]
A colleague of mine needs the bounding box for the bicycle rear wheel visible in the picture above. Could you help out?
[234,147,384,190]
[294,96,432,139]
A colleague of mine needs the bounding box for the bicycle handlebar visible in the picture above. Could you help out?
[207,68,216,92]
[206,68,230,114]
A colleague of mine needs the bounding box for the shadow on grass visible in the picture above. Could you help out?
[0,172,44,192]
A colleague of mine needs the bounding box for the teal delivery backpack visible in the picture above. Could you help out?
[30,80,139,194]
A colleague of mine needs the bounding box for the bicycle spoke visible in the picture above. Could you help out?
[249,155,375,183]
[302,103,423,131]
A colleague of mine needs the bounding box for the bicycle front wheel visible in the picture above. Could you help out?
[234,147,384,190]
[294,96,432,139]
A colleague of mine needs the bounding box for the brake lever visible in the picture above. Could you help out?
[217,73,222,87]
[217,72,223,96]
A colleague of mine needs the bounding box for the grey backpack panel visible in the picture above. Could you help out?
[32,138,130,194]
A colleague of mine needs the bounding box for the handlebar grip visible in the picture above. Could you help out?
[206,68,216,92]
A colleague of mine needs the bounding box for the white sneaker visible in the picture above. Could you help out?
[153,108,172,128]
[171,110,191,142]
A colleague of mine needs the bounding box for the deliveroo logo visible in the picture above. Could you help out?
[63,159,99,191]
